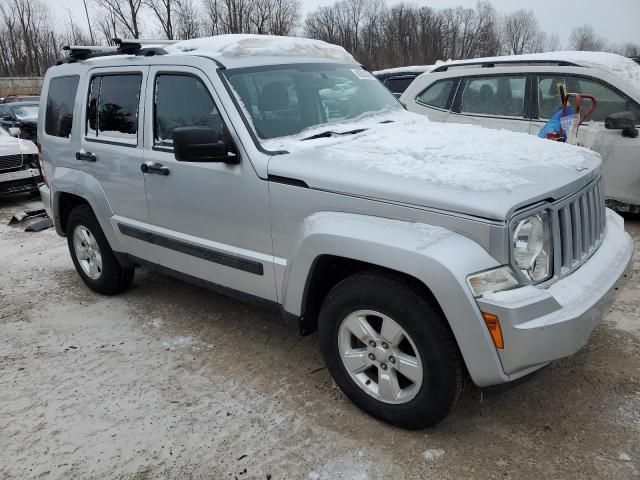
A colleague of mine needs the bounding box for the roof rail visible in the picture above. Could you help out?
[431,59,581,73]
[112,37,179,53]
[57,39,176,64]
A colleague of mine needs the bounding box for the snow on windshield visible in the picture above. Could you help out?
[167,34,356,64]
[265,110,596,191]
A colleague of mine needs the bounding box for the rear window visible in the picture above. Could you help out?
[86,74,142,144]
[385,77,414,95]
[45,76,79,138]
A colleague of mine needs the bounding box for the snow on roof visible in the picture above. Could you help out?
[264,109,595,192]
[166,34,356,65]
[441,51,640,93]
[372,65,435,76]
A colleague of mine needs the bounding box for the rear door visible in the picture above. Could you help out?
[447,74,532,133]
[79,66,155,263]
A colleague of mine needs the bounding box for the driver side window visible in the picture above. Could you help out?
[154,74,224,148]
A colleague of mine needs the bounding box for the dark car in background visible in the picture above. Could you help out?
[373,65,435,97]
[2,95,40,104]
[0,101,39,142]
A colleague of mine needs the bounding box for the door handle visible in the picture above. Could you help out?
[141,161,170,176]
[75,151,96,162]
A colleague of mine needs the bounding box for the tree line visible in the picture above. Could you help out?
[0,0,638,76]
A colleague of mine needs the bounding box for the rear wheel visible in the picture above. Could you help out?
[66,205,134,295]
[319,271,465,429]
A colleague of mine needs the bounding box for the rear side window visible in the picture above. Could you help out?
[416,79,456,110]
[461,76,527,117]
[45,76,79,138]
[86,74,142,144]
[154,74,223,148]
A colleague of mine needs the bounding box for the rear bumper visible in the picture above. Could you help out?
[477,209,633,381]
[39,183,52,218]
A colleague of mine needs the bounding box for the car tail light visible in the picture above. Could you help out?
[36,143,48,186]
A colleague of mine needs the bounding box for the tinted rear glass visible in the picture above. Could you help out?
[86,74,142,144]
[45,76,79,138]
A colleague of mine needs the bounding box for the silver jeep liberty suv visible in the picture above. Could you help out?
[38,35,633,428]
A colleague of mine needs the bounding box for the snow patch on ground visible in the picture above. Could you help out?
[265,109,595,191]
[167,34,356,64]
[422,448,445,461]
[619,452,632,462]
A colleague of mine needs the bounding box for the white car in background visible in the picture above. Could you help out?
[0,125,41,195]
[401,52,640,213]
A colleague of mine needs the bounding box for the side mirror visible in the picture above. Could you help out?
[173,126,238,164]
[605,111,635,130]
[605,111,639,138]
[8,127,20,137]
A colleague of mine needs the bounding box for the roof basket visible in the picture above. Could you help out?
[431,59,581,73]
[57,38,179,64]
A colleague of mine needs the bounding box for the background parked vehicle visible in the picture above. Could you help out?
[2,95,39,103]
[0,125,41,195]
[0,101,39,143]
[401,52,640,213]
[373,65,435,97]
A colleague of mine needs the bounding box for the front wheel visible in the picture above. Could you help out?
[319,272,465,429]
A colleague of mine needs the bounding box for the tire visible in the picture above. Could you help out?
[66,205,134,295]
[319,271,465,429]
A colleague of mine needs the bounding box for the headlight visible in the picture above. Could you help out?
[512,211,552,283]
[467,266,521,298]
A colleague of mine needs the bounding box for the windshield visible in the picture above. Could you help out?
[223,64,401,140]
[12,104,38,120]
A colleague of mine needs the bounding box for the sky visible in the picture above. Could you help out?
[45,0,640,48]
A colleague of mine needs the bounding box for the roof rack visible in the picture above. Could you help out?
[431,59,581,73]
[57,38,179,64]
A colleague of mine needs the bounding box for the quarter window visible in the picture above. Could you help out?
[45,76,79,138]
[86,74,141,144]
[416,79,456,110]
[461,76,527,117]
[154,74,223,148]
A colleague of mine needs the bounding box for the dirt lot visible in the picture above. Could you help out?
[1,193,639,480]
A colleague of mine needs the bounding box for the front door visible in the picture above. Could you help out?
[447,75,532,133]
[141,66,277,301]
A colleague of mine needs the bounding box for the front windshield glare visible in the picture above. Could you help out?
[224,64,401,140]
[13,105,38,119]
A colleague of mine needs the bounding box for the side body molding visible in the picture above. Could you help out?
[280,212,509,386]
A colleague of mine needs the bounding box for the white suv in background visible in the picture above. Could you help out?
[401,52,640,213]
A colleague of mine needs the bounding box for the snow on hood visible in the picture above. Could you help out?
[166,34,356,64]
[0,131,37,155]
[264,110,596,192]
[442,51,640,94]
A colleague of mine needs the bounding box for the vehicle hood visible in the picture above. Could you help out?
[0,134,38,156]
[265,110,601,221]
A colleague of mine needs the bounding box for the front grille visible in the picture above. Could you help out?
[553,176,606,276]
[0,154,23,171]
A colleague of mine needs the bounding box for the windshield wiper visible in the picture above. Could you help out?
[301,128,368,141]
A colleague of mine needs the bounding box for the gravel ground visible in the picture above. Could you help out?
[1,193,639,480]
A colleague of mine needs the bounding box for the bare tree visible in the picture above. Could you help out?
[569,24,605,51]
[175,0,200,39]
[144,0,175,39]
[94,0,144,38]
[501,9,543,55]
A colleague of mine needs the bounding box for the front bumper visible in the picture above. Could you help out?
[477,209,633,381]
[0,168,40,194]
